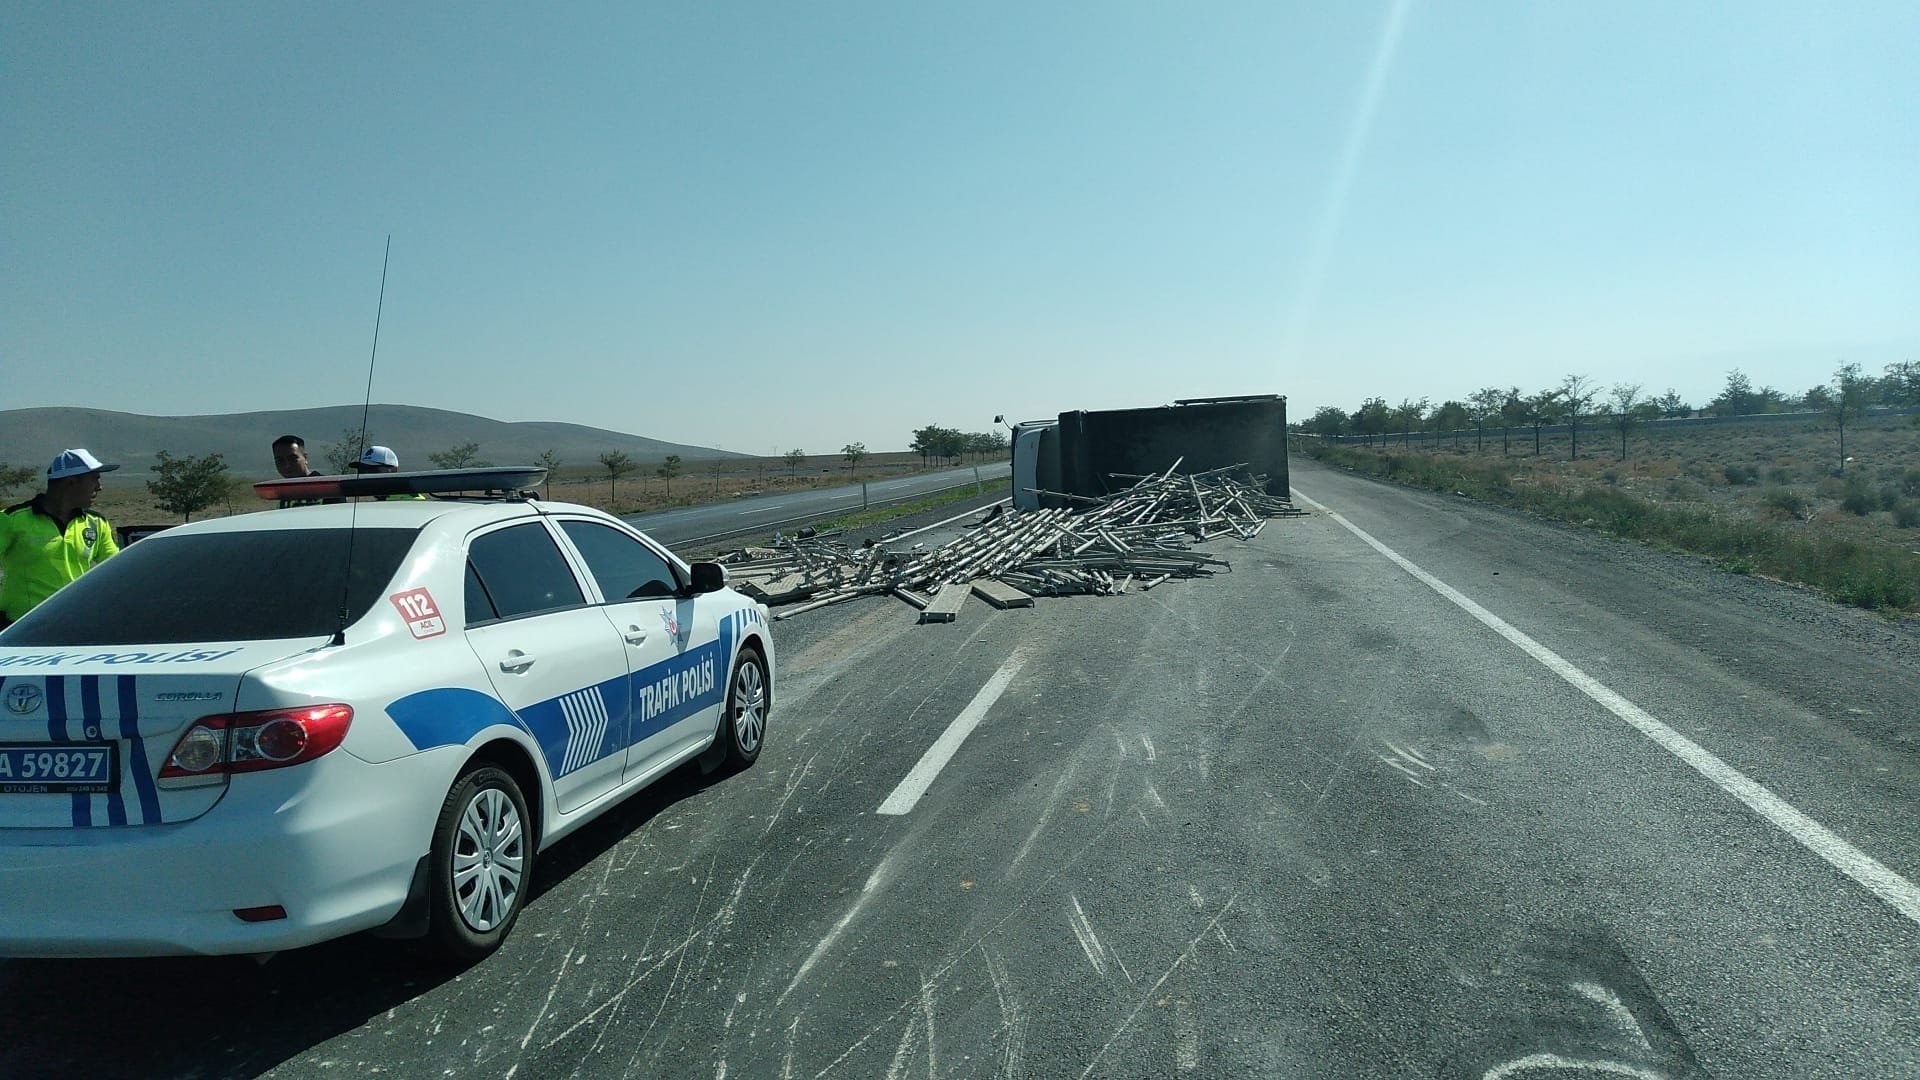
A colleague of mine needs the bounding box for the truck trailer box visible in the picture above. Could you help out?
[1012,395,1288,510]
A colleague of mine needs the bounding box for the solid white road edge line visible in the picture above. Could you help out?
[877,651,1028,815]
[1291,486,1920,927]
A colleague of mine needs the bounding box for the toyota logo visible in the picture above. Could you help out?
[5,684,42,716]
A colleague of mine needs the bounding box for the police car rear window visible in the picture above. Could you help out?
[2,528,420,646]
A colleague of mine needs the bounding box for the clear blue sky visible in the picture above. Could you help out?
[4,1,1914,453]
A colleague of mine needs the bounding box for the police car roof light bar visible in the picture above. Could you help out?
[253,466,551,502]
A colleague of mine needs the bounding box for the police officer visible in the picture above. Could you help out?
[270,434,339,509]
[351,445,427,501]
[0,449,121,628]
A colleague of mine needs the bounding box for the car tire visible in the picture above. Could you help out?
[717,646,769,772]
[427,764,533,963]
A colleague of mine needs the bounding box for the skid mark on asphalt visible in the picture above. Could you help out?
[806,815,1134,1077]
[1008,761,1079,874]
[1076,895,1239,1079]
[534,855,755,1052]
[1571,981,1654,1050]
[979,945,1025,1078]
[624,854,721,1072]
[1144,780,1169,814]
[1378,738,1496,807]
[779,851,899,1007]
[764,752,819,836]
[505,850,629,1074]
[1067,894,1112,978]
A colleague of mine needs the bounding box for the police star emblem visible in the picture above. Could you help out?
[660,609,682,644]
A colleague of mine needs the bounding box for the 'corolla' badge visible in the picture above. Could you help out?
[156,692,223,703]
[6,684,43,715]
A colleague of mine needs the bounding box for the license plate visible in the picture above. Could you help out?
[0,743,118,794]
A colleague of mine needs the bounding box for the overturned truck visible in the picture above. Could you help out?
[719,393,1298,623]
[1010,394,1289,510]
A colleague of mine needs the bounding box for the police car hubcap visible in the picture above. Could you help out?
[733,662,766,753]
[453,787,524,933]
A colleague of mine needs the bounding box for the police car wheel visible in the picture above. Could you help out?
[427,764,533,962]
[719,647,768,770]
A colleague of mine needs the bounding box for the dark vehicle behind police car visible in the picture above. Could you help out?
[0,469,774,962]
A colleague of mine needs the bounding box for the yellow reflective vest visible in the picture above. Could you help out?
[0,497,119,622]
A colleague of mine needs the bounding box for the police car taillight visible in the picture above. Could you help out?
[159,705,354,779]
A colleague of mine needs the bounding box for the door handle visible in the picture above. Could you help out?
[624,628,649,645]
[498,651,537,674]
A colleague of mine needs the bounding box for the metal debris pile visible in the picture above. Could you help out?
[718,462,1303,623]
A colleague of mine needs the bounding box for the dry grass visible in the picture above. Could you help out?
[1302,412,1920,613]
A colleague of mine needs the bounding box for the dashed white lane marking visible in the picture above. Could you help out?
[738,504,788,515]
[1292,487,1920,928]
[877,651,1028,815]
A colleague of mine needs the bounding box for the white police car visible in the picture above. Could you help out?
[0,468,773,962]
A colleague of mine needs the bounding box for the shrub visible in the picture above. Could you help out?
[1903,468,1920,497]
[1664,478,1705,500]
[1895,501,1920,529]
[1880,486,1903,512]
[1766,466,1793,485]
[1760,487,1806,520]
[1723,463,1759,486]
[1840,478,1876,516]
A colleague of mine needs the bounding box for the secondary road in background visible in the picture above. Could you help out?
[629,462,1012,546]
[5,456,1916,1078]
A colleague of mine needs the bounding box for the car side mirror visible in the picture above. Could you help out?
[689,562,729,594]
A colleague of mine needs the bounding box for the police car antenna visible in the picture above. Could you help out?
[333,234,392,647]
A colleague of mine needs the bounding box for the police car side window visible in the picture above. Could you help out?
[559,520,681,601]
[466,523,586,621]
[464,561,499,627]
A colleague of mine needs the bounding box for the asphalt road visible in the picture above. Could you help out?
[4,455,1917,1079]
[628,462,1012,547]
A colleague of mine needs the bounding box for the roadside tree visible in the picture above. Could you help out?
[429,442,486,469]
[599,450,635,503]
[842,442,867,473]
[1835,363,1869,475]
[1559,373,1596,460]
[1522,390,1562,455]
[536,449,561,499]
[784,448,806,477]
[1430,400,1471,448]
[148,451,231,522]
[1303,405,1349,437]
[1467,387,1508,452]
[655,453,682,494]
[1880,360,1919,406]
[1351,397,1391,446]
[1390,397,1429,447]
[323,428,368,473]
[1608,383,1644,461]
[1652,389,1692,418]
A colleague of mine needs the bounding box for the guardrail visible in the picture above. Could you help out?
[657,467,1010,547]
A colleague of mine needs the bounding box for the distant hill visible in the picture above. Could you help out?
[0,405,742,481]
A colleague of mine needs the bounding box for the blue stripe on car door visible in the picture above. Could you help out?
[119,677,161,825]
